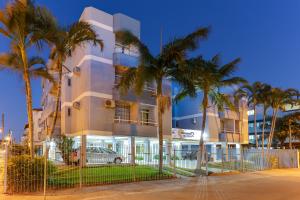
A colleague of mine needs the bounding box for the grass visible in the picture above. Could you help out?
[48,164,173,188]
[163,166,196,177]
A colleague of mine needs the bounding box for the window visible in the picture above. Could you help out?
[115,102,130,123]
[67,108,71,116]
[67,78,71,86]
[140,109,150,125]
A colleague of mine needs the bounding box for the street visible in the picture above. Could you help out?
[2,168,300,200]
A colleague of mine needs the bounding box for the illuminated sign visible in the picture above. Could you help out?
[172,128,202,140]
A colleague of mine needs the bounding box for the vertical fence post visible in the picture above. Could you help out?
[240,147,244,172]
[3,143,8,194]
[297,150,299,169]
[79,142,82,189]
[221,149,224,173]
[43,141,48,200]
[205,151,208,176]
[173,148,176,177]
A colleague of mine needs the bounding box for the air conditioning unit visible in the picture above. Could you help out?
[73,66,81,75]
[105,99,115,108]
[73,101,80,110]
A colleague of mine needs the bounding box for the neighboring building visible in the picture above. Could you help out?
[172,84,249,161]
[43,7,172,162]
[22,108,44,154]
[248,105,300,148]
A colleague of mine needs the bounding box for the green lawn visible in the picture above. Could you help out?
[48,165,173,188]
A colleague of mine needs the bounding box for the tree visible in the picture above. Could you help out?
[116,28,209,173]
[234,82,264,149]
[45,21,103,139]
[0,0,55,157]
[267,88,299,150]
[257,84,271,153]
[273,112,300,148]
[175,55,246,174]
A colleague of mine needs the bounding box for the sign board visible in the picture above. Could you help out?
[172,128,201,140]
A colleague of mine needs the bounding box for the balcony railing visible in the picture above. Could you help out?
[113,117,157,126]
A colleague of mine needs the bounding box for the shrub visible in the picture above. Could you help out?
[9,144,30,156]
[55,135,74,165]
[7,155,56,193]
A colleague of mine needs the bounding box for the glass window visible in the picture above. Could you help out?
[115,102,130,123]
[140,109,150,125]
[67,78,71,86]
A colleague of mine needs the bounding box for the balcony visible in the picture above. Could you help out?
[113,118,157,137]
[113,52,139,68]
[113,87,156,105]
[218,108,240,120]
[219,130,241,143]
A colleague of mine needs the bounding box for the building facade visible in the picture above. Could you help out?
[22,108,44,154]
[42,7,172,162]
[172,84,249,161]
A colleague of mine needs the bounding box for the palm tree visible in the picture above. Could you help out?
[0,53,53,82]
[175,55,246,174]
[234,82,264,149]
[257,83,271,157]
[267,88,298,150]
[0,0,56,157]
[45,21,103,139]
[116,28,209,173]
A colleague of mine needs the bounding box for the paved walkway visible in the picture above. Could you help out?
[2,169,300,200]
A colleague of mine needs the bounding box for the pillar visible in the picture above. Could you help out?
[130,136,136,165]
[166,140,172,166]
[211,144,217,162]
[80,135,87,167]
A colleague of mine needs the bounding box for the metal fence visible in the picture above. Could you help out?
[2,143,174,194]
[172,148,299,174]
[0,143,299,195]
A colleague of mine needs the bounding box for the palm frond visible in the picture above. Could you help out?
[218,58,241,77]
[28,56,45,68]
[115,30,154,64]
[29,67,55,82]
[117,67,138,95]
[67,21,104,55]
[221,77,247,86]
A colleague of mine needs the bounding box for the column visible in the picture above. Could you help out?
[211,144,217,162]
[144,139,150,163]
[165,139,172,166]
[81,135,87,167]
[130,136,136,165]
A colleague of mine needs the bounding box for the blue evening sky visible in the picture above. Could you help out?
[0,0,300,140]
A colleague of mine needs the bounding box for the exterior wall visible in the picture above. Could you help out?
[59,7,171,139]
[172,82,248,146]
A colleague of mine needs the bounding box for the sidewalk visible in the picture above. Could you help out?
[2,169,300,200]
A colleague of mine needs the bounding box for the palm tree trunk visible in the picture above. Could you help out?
[49,61,62,138]
[268,108,278,150]
[20,47,34,158]
[261,107,267,155]
[289,119,292,149]
[196,91,208,175]
[156,80,163,174]
[254,106,258,149]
